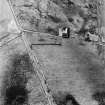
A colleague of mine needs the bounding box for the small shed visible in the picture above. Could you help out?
[59,27,70,38]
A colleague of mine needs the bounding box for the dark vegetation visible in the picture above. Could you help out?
[52,91,80,105]
[52,0,74,7]
[92,91,105,105]
[48,15,62,23]
[77,29,88,37]
[68,18,73,22]
[46,27,58,35]
[23,4,33,7]
[2,54,34,105]
[5,86,28,105]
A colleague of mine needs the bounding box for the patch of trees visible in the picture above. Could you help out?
[46,27,58,35]
[48,15,62,23]
[52,91,80,105]
[78,1,98,36]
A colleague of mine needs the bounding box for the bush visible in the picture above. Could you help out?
[52,91,80,105]
[46,27,58,35]
[48,15,62,23]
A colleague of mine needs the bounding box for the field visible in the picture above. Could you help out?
[0,0,105,105]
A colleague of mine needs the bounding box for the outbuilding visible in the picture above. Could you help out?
[59,27,70,38]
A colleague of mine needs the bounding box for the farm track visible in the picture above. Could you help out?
[5,0,57,105]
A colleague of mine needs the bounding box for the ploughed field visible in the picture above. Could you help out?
[27,32,105,105]
[0,36,47,105]
[0,31,105,105]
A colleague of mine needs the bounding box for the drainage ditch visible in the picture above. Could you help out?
[92,91,105,105]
